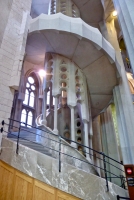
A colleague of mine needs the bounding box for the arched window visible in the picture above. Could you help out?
[27,111,33,127]
[20,74,38,127]
[47,91,50,105]
[53,97,55,105]
[23,89,29,105]
[23,76,35,107]
[21,109,26,126]
[29,92,35,107]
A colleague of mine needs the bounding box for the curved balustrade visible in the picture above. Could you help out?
[35,114,97,175]
[1,118,127,191]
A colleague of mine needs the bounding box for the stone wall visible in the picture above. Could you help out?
[0,0,32,129]
[0,137,129,200]
[0,0,13,46]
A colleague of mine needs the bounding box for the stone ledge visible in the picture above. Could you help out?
[0,137,129,200]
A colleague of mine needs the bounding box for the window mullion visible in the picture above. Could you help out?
[26,110,28,126]
[28,89,30,106]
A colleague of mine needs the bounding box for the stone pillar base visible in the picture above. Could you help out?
[41,120,47,126]
[53,129,58,135]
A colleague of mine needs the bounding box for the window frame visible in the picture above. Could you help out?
[20,73,39,127]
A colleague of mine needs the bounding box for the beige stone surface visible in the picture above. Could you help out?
[0,137,129,200]
[0,0,32,131]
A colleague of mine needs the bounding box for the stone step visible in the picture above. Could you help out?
[8,128,53,157]
[10,137,52,157]
[8,129,37,141]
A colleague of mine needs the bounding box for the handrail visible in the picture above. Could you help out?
[9,118,56,136]
[35,113,42,127]
[1,119,127,192]
[61,136,123,165]
[7,118,127,167]
[8,118,125,165]
[7,121,125,172]
[5,132,124,179]
[117,195,130,200]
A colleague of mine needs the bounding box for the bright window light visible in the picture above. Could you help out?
[112,10,117,17]
[38,69,46,77]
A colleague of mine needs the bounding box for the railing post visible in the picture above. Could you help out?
[120,175,123,189]
[2,120,5,126]
[0,120,5,153]
[59,136,61,172]
[16,125,21,154]
[8,118,12,133]
[117,195,120,200]
[120,175,125,189]
[102,152,109,191]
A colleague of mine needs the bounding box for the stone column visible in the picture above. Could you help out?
[100,106,122,186]
[113,86,134,164]
[89,120,94,161]
[49,83,53,111]
[53,96,58,135]
[89,135,93,154]
[58,95,62,108]
[41,89,47,126]
[70,106,76,148]
[112,0,134,71]
[92,116,104,177]
[83,121,90,161]
[100,18,134,165]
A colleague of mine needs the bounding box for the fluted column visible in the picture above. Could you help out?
[100,106,121,186]
[41,89,47,126]
[92,116,104,177]
[113,87,134,164]
[53,96,58,135]
[100,17,134,165]
[112,0,134,71]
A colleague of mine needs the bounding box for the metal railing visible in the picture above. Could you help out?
[1,118,128,192]
[117,195,130,200]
